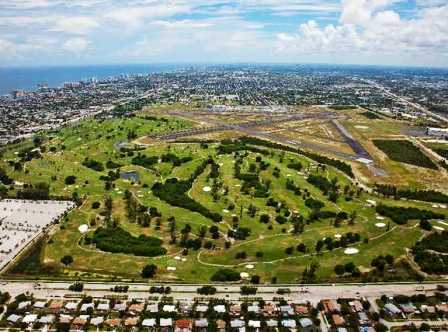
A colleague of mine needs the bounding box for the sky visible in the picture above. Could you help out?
[0,0,447,67]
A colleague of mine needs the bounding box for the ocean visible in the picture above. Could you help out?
[0,64,183,96]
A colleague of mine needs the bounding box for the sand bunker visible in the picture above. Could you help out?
[375,223,386,228]
[355,125,369,129]
[245,264,254,269]
[334,234,342,239]
[434,226,444,231]
[344,248,359,255]
[202,186,212,192]
[222,209,229,213]
[78,224,89,234]
[167,266,177,271]
[376,216,385,220]
[240,272,250,279]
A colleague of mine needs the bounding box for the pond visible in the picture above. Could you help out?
[120,171,140,182]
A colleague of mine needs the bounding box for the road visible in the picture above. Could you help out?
[362,79,448,124]
[0,280,446,305]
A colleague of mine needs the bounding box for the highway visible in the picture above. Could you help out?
[1,280,446,305]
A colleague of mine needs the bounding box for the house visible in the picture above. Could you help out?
[384,303,402,315]
[263,303,278,317]
[160,318,173,327]
[128,302,145,314]
[113,302,127,312]
[282,319,297,328]
[230,304,242,316]
[142,318,157,328]
[175,319,192,332]
[23,314,38,324]
[48,300,64,313]
[96,301,110,312]
[294,304,309,315]
[90,317,104,327]
[124,316,139,327]
[437,304,448,314]
[421,305,436,314]
[146,303,159,313]
[17,301,31,310]
[59,314,73,324]
[280,304,295,316]
[299,317,313,328]
[196,304,208,313]
[247,304,260,313]
[64,302,78,312]
[104,318,121,328]
[349,300,364,312]
[39,315,55,324]
[214,304,226,313]
[163,304,177,313]
[195,318,208,328]
[72,315,89,329]
[266,319,278,328]
[248,320,261,328]
[216,319,227,331]
[358,312,370,325]
[322,299,340,313]
[7,314,22,324]
[332,314,346,326]
[80,303,94,313]
[400,303,416,314]
[33,301,47,310]
[230,319,245,328]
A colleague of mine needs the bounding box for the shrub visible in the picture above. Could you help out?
[64,175,77,185]
[60,255,73,266]
[211,269,241,282]
[141,264,157,278]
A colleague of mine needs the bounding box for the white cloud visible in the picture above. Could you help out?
[63,37,91,53]
[51,16,99,35]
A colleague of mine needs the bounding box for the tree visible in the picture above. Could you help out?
[64,175,77,185]
[250,275,260,284]
[141,264,157,278]
[334,264,345,276]
[61,255,73,266]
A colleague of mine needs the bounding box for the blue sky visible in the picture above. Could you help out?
[0,0,447,67]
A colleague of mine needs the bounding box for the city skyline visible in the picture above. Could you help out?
[1,0,447,67]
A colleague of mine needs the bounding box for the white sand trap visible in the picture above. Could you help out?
[440,205,447,209]
[245,264,254,269]
[334,234,342,239]
[434,226,444,231]
[375,223,386,228]
[376,216,385,220]
[181,258,187,262]
[202,186,212,192]
[219,163,224,166]
[240,272,250,279]
[438,221,448,226]
[366,199,376,206]
[355,125,369,129]
[231,214,237,217]
[234,184,241,187]
[222,209,229,213]
[432,204,439,208]
[78,224,89,234]
[174,256,181,260]
[286,174,292,177]
[167,266,177,271]
[138,195,143,198]
[344,248,359,255]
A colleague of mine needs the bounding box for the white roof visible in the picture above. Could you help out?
[248,305,259,313]
[23,314,38,324]
[282,319,297,328]
[80,303,94,312]
[7,314,22,323]
[160,318,173,327]
[230,319,245,328]
[266,319,278,327]
[90,317,104,326]
[248,320,261,328]
[146,303,158,313]
[195,319,209,327]
[300,318,313,327]
[142,318,156,327]
[18,301,31,310]
[214,304,226,313]
[196,305,208,312]
[96,303,110,311]
[33,301,47,308]
[65,302,78,310]
[39,315,55,324]
[163,304,176,312]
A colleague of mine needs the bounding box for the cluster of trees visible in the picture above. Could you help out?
[211,269,241,282]
[334,262,360,277]
[376,204,445,225]
[316,232,361,252]
[240,286,257,295]
[17,182,50,200]
[361,111,381,119]
[68,282,84,292]
[370,255,394,273]
[217,139,268,156]
[413,231,448,274]
[131,154,159,168]
[374,184,448,203]
[112,98,151,116]
[234,155,270,198]
[197,286,217,295]
[0,167,13,185]
[287,160,302,171]
[161,153,193,166]
[152,159,222,222]
[307,175,340,202]
[91,227,166,257]
[238,136,354,178]
[124,190,151,226]
[141,264,157,278]
[82,158,104,172]
[373,139,438,170]
[149,286,171,294]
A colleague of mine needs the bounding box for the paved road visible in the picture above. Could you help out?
[0,280,446,305]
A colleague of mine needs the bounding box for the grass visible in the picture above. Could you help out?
[2,112,448,283]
